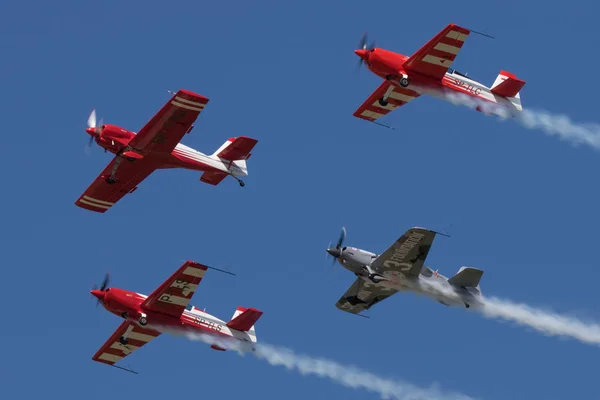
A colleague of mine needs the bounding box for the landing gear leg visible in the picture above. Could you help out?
[363,265,387,283]
[105,155,123,184]
[232,176,245,187]
[378,84,396,107]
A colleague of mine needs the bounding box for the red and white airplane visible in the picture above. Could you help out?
[90,260,263,374]
[76,89,258,213]
[353,23,526,124]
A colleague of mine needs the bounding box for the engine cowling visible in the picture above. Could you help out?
[100,124,135,141]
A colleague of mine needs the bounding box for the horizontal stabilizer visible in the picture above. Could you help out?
[226,307,263,332]
[215,137,258,161]
[490,70,526,98]
[448,266,483,288]
[200,171,228,186]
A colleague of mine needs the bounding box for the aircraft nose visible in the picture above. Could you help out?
[90,289,105,301]
[86,127,95,135]
[354,49,368,60]
[327,248,341,258]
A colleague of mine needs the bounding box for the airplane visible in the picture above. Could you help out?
[325,226,484,315]
[352,23,526,125]
[90,260,263,373]
[76,89,258,213]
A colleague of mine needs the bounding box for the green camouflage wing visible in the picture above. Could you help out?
[335,278,398,314]
[371,228,437,278]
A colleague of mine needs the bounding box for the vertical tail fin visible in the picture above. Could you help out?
[490,70,525,111]
[201,137,258,186]
[227,307,262,342]
[447,266,484,290]
[212,136,258,161]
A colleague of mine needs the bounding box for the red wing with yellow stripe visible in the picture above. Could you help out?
[403,23,470,81]
[141,261,208,318]
[127,89,209,155]
[353,80,420,122]
[75,156,156,213]
[92,321,160,371]
[75,89,209,213]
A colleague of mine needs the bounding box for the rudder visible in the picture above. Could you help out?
[491,70,526,98]
[448,266,483,289]
[227,307,262,341]
[213,137,258,161]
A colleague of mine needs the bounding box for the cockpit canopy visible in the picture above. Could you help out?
[447,68,471,79]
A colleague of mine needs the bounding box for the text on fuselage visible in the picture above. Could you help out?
[452,78,482,96]
[193,317,223,332]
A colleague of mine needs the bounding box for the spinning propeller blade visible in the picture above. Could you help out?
[326,226,347,268]
[87,109,96,130]
[356,32,376,69]
[336,226,347,249]
[85,110,104,154]
[91,272,110,308]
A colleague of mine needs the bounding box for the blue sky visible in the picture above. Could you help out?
[1,0,599,399]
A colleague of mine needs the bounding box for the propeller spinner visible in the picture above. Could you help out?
[326,226,347,267]
[355,32,376,69]
[85,109,104,154]
[90,272,110,307]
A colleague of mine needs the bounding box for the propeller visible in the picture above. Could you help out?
[91,272,110,308]
[326,226,347,267]
[85,109,103,154]
[356,32,376,69]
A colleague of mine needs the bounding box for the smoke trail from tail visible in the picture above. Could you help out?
[252,342,476,400]
[174,328,477,400]
[476,297,600,346]
[423,88,600,151]
[424,278,600,347]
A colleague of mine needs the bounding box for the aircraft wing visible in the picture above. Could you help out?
[74,156,157,213]
[336,278,398,314]
[141,260,208,318]
[92,321,160,372]
[403,23,470,81]
[127,89,209,156]
[353,80,420,122]
[371,227,437,278]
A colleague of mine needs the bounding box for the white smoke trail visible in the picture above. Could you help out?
[422,87,600,151]
[174,328,477,400]
[476,297,600,346]
[252,342,476,400]
[425,278,600,347]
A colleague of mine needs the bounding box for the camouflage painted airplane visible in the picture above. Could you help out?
[326,226,484,315]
